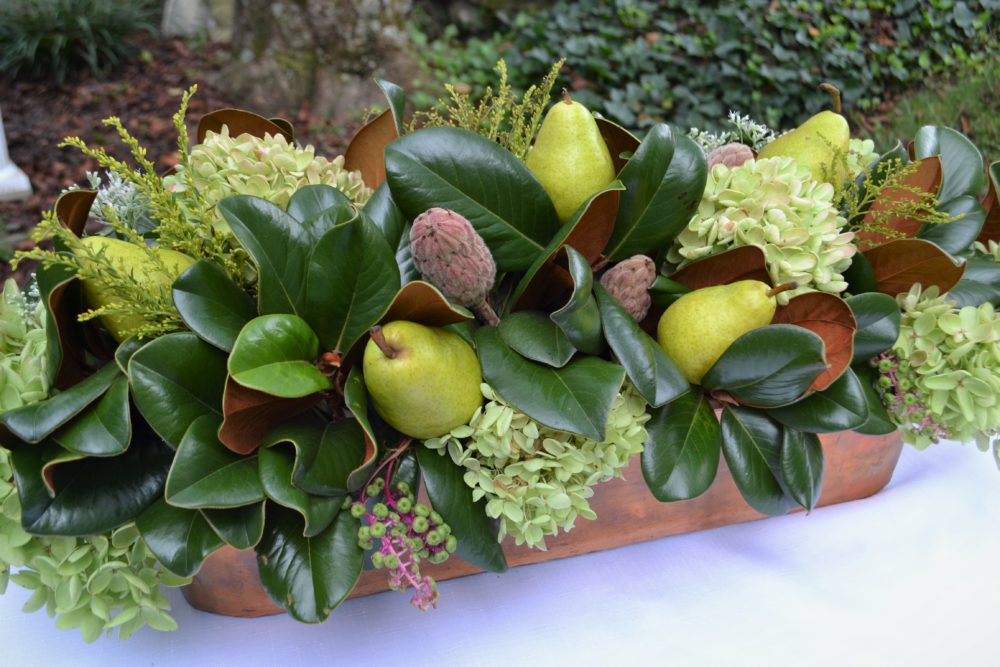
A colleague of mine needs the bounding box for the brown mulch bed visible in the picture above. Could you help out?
[0,36,359,284]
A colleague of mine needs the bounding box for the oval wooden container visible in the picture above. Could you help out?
[182,429,904,617]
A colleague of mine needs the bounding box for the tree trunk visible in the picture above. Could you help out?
[217,0,416,124]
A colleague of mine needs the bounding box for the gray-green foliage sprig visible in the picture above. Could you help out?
[425,383,650,549]
[876,284,1000,467]
[0,280,190,642]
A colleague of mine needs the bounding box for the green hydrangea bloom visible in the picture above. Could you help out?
[164,127,372,231]
[666,156,857,304]
[846,138,879,180]
[424,383,650,550]
[877,284,1000,465]
[0,279,49,410]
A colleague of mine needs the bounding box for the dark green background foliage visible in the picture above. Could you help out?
[0,0,158,83]
[419,0,1000,131]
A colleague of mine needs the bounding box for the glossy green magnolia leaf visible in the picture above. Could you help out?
[343,367,379,491]
[846,293,902,363]
[1,362,119,443]
[173,259,258,353]
[385,127,559,272]
[258,446,342,538]
[498,311,576,368]
[605,124,707,260]
[202,502,266,550]
[362,182,408,249]
[390,449,420,497]
[415,445,506,573]
[12,432,173,535]
[595,284,687,407]
[852,364,899,436]
[476,326,626,441]
[720,406,794,516]
[550,246,604,355]
[377,78,407,135]
[918,195,987,256]
[136,499,225,577]
[642,391,720,502]
[843,252,879,295]
[262,415,367,497]
[767,368,869,433]
[649,276,691,308]
[218,196,315,316]
[914,125,986,202]
[129,333,227,448]
[165,414,264,509]
[53,376,131,456]
[303,215,400,354]
[702,325,827,408]
[228,315,331,398]
[946,258,1000,307]
[34,260,83,389]
[256,505,362,623]
[778,429,824,512]
[286,184,352,225]
[114,336,144,375]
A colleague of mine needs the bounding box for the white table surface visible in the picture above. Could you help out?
[1,441,997,667]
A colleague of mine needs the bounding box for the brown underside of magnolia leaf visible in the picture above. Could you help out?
[864,238,965,296]
[344,108,398,190]
[773,291,857,392]
[196,109,294,144]
[668,246,772,291]
[514,188,622,312]
[857,156,942,249]
[975,164,1000,244]
[379,281,473,327]
[596,117,640,176]
[55,189,97,237]
[48,279,95,389]
[219,377,321,455]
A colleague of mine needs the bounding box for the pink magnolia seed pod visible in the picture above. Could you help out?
[599,254,656,321]
[409,208,498,322]
[707,142,755,170]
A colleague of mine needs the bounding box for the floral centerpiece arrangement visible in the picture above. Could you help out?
[1,60,998,640]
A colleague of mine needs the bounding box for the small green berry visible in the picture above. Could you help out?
[350,502,366,519]
[426,529,442,546]
[366,484,381,497]
[446,535,457,553]
[430,511,444,525]
[878,358,893,372]
[395,481,411,495]
[371,552,385,568]
[414,503,430,517]
[373,503,389,519]
[396,496,412,513]
[358,526,371,539]
[877,376,893,389]
[370,522,387,538]
[412,516,429,533]
[384,554,399,569]
[903,393,917,406]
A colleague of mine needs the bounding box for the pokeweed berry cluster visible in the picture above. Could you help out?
[351,477,457,611]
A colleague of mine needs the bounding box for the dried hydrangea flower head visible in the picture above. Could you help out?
[164,127,372,231]
[667,156,856,304]
[877,284,1000,461]
[599,254,656,321]
[410,208,500,325]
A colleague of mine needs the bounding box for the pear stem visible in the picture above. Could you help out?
[766,281,799,298]
[561,88,573,105]
[368,325,397,359]
[473,301,501,327]
[818,82,842,114]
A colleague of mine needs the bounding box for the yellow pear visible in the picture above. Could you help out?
[77,236,195,341]
[757,84,850,185]
[525,91,616,222]
[657,280,796,384]
[363,321,483,439]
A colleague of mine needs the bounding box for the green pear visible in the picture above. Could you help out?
[77,236,195,341]
[363,321,483,439]
[757,84,850,186]
[525,91,616,222]
[657,280,796,384]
